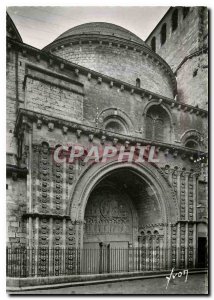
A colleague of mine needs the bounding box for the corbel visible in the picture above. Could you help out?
[48,122,54,131]
[62,126,68,134]
[36,119,42,129]
[124,141,130,149]
[164,148,169,156]
[120,85,124,91]
[76,129,82,138]
[97,77,102,84]
[112,138,118,146]
[89,134,94,142]
[60,63,64,70]
[101,135,106,145]
[74,68,79,76]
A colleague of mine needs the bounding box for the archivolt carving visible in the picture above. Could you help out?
[84,185,133,235]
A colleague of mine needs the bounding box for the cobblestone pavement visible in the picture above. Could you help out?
[11,273,208,295]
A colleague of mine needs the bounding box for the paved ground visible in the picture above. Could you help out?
[11,273,208,295]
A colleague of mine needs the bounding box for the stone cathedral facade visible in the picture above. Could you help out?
[6,7,208,275]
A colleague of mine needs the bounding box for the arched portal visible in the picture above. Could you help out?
[69,159,179,249]
[83,167,164,249]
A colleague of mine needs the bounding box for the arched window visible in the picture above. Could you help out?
[145,105,171,142]
[160,23,167,46]
[151,36,156,52]
[171,9,178,32]
[184,135,200,150]
[136,78,141,88]
[183,7,190,19]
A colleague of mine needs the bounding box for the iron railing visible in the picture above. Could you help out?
[6,247,206,278]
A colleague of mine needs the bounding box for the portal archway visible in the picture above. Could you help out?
[69,159,179,248]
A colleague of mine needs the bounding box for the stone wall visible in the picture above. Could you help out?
[146,7,201,70]
[6,177,27,247]
[146,7,208,109]
[176,52,208,109]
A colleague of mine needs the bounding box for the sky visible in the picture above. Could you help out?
[6,6,169,49]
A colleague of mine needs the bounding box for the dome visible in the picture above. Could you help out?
[54,22,148,47]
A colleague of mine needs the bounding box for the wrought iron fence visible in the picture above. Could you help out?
[6,247,206,278]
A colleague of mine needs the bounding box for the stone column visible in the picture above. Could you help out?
[34,217,39,277]
[193,172,199,268]
[184,171,189,268]
[48,218,53,276]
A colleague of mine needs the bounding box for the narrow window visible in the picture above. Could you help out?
[172,9,178,32]
[183,7,190,19]
[160,23,167,46]
[136,78,141,88]
[151,36,156,52]
[145,115,153,139]
[154,117,164,141]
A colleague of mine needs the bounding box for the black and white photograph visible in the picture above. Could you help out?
[5,4,208,295]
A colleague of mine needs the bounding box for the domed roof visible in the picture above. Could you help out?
[54,22,147,46]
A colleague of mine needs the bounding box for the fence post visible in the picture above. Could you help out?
[107,244,110,273]
[6,247,8,277]
[99,242,103,274]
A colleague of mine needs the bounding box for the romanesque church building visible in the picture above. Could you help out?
[6,7,208,278]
